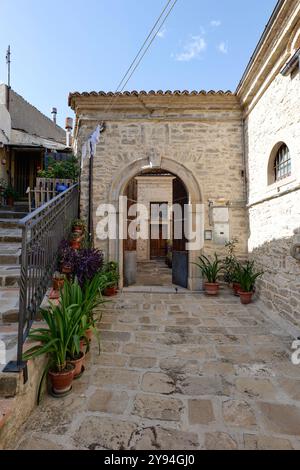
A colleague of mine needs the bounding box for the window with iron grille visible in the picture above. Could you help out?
[274,144,291,181]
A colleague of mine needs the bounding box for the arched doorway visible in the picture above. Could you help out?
[108,157,203,291]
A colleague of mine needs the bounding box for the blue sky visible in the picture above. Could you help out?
[0,0,277,128]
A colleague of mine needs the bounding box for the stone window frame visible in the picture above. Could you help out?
[268,142,292,186]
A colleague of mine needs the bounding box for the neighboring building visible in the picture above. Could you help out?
[237,0,300,327]
[0,84,69,199]
[69,0,300,326]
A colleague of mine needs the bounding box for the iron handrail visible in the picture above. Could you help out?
[6,183,79,371]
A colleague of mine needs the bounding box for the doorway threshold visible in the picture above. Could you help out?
[122,285,189,293]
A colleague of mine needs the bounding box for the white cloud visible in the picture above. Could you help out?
[211,20,221,27]
[175,35,207,62]
[218,41,228,54]
[157,26,167,39]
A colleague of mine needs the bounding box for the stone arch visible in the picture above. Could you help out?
[108,156,203,290]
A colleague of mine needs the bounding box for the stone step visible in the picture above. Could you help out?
[0,266,20,288]
[0,212,27,220]
[0,220,21,229]
[0,289,19,323]
[0,244,21,265]
[0,397,16,431]
[0,229,22,244]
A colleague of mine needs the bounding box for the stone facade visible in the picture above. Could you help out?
[70,92,248,289]
[237,0,300,326]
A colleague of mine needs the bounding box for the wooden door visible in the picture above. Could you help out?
[150,224,167,258]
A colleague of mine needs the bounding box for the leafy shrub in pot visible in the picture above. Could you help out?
[236,261,264,304]
[194,254,223,295]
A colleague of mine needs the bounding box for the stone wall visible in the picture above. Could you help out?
[244,53,300,326]
[73,93,249,287]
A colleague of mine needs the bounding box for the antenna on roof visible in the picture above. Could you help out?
[6,45,11,89]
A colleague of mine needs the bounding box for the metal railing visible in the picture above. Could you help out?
[14,183,79,369]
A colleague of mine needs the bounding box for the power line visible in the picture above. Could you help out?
[103,0,179,116]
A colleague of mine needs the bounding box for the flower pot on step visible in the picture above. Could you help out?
[48,364,75,395]
[104,286,117,297]
[52,278,65,291]
[68,352,85,379]
[204,282,220,296]
[239,291,254,305]
[233,283,241,297]
[70,240,81,250]
[86,329,93,342]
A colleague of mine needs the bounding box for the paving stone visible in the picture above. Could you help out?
[74,416,137,450]
[243,434,293,450]
[94,354,127,367]
[88,390,129,414]
[132,426,199,450]
[235,378,277,400]
[159,357,199,375]
[17,436,64,450]
[222,400,257,428]
[277,378,300,401]
[202,361,235,376]
[259,403,300,435]
[141,372,175,394]
[94,368,140,390]
[188,399,215,425]
[133,394,183,421]
[129,357,157,369]
[101,331,131,342]
[204,432,238,450]
[179,376,228,396]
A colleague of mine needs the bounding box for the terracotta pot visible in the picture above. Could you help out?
[80,338,89,354]
[72,226,83,235]
[239,291,254,305]
[86,328,93,342]
[6,196,14,207]
[204,282,220,296]
[62,264,72,275]
[68,352,85,378]
[48,364,75,395]
[233,283,241,297]
[104,286,117,297]
[53,278,65,291]
[70,240,81,250]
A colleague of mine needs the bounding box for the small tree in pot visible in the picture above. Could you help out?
[194,254,223,295]
[236,261,264,304]
[103,262,120,296]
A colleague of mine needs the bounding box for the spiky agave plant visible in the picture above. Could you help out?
[194,254,223,283]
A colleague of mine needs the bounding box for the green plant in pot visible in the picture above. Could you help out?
[4,186,19,207]
[236,261,264,304]
[69,232,81,250]
[23,302,85,401]
[72,219,86,235]
[223,238,241,295]
[103,262,119,296]
[194,254,223,295]
[52,272,65,291]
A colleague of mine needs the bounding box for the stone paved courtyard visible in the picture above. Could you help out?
[12,291,300,450]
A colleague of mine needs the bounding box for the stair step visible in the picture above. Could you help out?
[0,244,21,265]
[0,266,20,288]
[0,397,16,431]
[0,229,22,243]
[0,212,27,220]
[0,220,21,229]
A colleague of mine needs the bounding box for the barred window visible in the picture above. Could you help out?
[274,144,291,181]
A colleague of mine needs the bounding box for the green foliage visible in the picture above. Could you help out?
[223,238,239,284]
[103,262,120,286]
[194,254,223,283]
[235,261,264,293]
[38,156,79,180]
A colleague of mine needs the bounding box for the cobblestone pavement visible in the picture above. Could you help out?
[13,292,300,450]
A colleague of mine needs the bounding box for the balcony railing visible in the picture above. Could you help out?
[5,183,79,372]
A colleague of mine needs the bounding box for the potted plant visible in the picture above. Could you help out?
[223,238,241,295]
[236,261,264,304]
[72,219,86,235]
[194,254,223,295]
[58,240,77,275]
[52,272,65,291]
[23,302,83,400]
[70,232,81,250]
[4,185,19,207]
[103,262,119,296]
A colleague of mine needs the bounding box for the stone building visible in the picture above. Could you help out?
[69,0,300,325]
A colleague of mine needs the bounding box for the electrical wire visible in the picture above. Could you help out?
[102,0,179,117]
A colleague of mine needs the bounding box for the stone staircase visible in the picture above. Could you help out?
[0,208,26,372]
